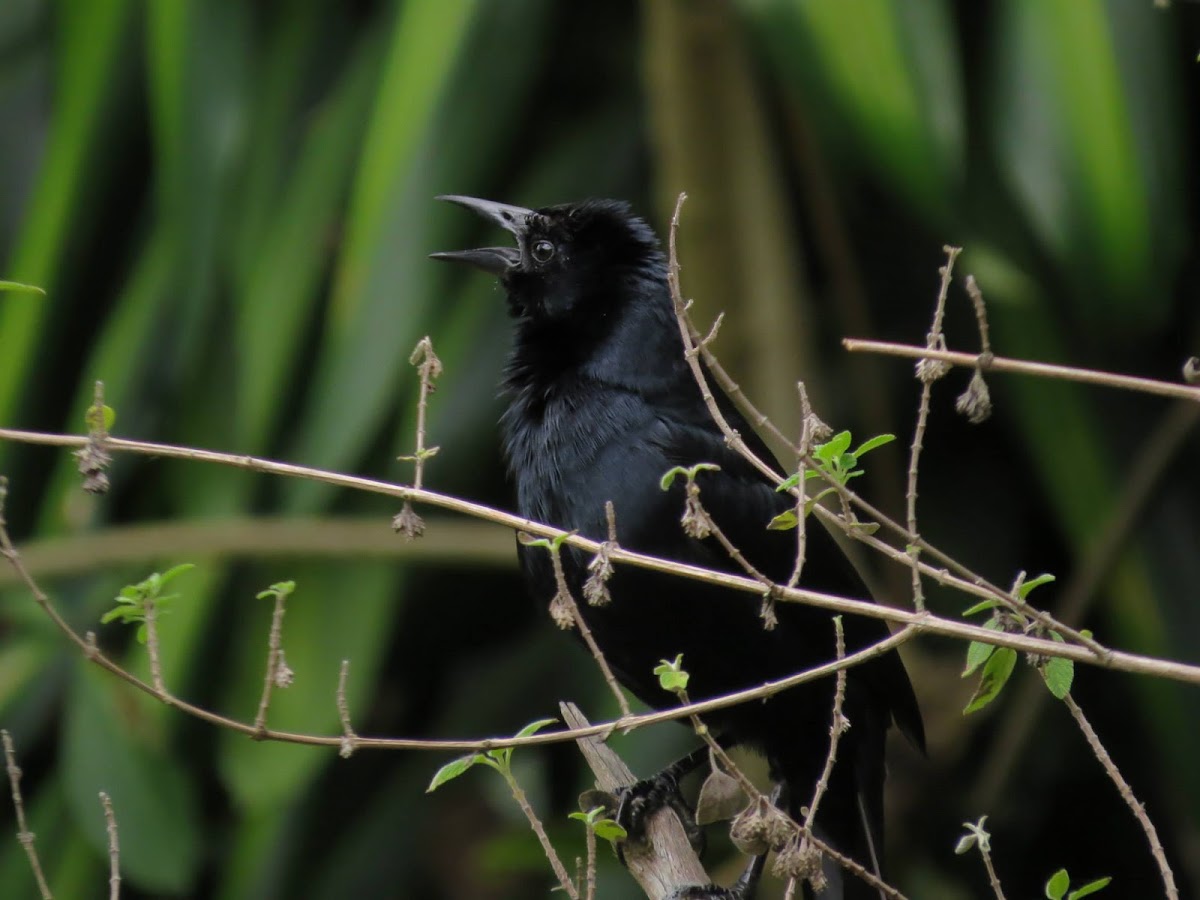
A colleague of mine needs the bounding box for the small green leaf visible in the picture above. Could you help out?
[818,430,852,459]
[964,620,1003,676]
[767,510,798,531]
[776,473,800,492]
[592,818,628,841]
[488,718,557,772]
[660,467,686,490]
[571,805,626,839]
[956,816,991,853]
[962,599,1000,617]
[426,754,482,792]
[852,433,896,457]
[477,754,504,773]
[804,487,837,517]
[0,280,47,295]
[964,648,1017,714]
[256,580,295,600]
[136,623,149,645]
[963,640,996,677]
[1069,877,1111,898]
[1046,868,1070,899]
[1042,656,1074,699]
[654,654,690,692]
[158,563,195,588]
[1017,573,1056,600]
[85,403,117,432]
[513,718,557,740]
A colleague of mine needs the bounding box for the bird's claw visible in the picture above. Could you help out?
[614,771,705,864]
[666,888,743,900]
[666,851,766,900]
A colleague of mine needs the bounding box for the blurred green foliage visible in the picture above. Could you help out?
[1,1,1197,898]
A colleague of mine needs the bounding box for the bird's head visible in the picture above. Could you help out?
[431,195,665,324]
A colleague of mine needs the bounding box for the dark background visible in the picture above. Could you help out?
[1,1,1198,897]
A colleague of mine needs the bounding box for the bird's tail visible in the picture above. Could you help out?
[795,791,884,900]
[782,708,890,900]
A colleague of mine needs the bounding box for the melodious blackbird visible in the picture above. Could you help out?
[433,196,923,899]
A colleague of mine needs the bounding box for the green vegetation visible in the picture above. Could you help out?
[1,2,1196,897]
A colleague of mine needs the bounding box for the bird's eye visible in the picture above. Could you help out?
[531,240,555,263]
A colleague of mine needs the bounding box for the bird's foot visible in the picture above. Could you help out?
[666,851,766,900]
[667,888,744,900]
[614,771,705,862]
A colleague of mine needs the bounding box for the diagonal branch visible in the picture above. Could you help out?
[843,339,1200,405]
[2,730,53,899]
[1063,693,1177,899]
[1,446,1198,686]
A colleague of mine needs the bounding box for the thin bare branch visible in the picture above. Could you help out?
[99,791,120,900]
[408,336,442,492]
[2,440,1199,691]
[801,618,848,835]
[963,275,992,357]
[142,596,167,696]
[337,659,358,758]
[684,475,779,628]
[584,501,618,607]
[545,541,632,719]
[504,767,579,899]
[583,817,597,900]
[394,336,443,538]
[1063,693,1178,899]
[2,729,53,899]
[1,496,918,751]
[979,845,1007,900]
[786,382,815,591]
[906,246,961,611]
[253,584,292,734]
[0,429,1090,648]
[843,339,1200,404]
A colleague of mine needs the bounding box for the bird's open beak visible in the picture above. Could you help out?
[430,195,534,275]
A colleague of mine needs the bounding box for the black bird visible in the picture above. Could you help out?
[433,196,923,899]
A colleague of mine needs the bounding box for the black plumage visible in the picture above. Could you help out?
[433,196,923,898]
